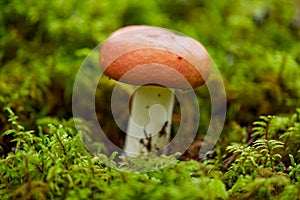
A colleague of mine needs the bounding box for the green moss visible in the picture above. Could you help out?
[0,108,299,199]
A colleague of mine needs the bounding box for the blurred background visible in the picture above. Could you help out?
[0,0,299,154]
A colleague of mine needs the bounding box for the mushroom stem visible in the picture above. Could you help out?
[123,86,174,157]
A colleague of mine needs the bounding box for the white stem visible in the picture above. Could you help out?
[123,86,174,157]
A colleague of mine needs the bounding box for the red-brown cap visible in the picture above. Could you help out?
[99,25,211,89]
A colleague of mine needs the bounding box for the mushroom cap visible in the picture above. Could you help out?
[99,25,211,89]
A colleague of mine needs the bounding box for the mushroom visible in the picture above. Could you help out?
[99,25,211,157]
